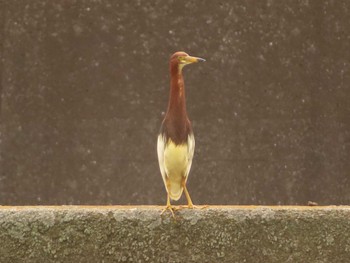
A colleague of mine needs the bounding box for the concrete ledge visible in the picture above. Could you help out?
[1,206,350,262]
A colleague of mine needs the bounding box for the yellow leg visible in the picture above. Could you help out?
[181,178,209,209]
[160,193,175,218]
[183,183,194,208]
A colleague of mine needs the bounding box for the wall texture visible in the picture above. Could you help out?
[1,0,350,205]
[1,206,350,262]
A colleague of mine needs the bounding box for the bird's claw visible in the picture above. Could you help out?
[178,204,197,210]
[178,205,208,210]
[161,205,175,218]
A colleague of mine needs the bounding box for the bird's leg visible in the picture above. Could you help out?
[183,184,194,208]
[182,186,209,209]
[178,177,198,209]
[160,193,175,218]
[160,179,175,217]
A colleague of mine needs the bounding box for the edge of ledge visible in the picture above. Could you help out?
[0,205,349,211]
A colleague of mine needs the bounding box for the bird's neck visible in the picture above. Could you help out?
[166,64,187,118]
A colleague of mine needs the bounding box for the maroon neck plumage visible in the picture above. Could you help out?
[166,61,187,117]
[162,59,191,144]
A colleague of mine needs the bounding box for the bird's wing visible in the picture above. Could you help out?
[157,133,167,186]
[185,132,195,178]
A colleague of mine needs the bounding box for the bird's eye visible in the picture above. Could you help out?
[178,56,185,63]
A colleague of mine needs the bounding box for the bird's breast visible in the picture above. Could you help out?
[164,140,189,177]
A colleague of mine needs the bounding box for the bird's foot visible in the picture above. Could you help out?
[160,205,175,218]
[178,204,209,210]
[178,204,197,210]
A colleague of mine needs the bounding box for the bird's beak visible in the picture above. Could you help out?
[185,56,206,64]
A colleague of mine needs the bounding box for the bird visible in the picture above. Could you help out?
[157,51,205,216]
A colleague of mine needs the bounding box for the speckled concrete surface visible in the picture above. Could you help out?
[1,1,350,205]
[0,206,350,262]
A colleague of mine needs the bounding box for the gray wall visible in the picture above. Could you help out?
[1,0,349,205]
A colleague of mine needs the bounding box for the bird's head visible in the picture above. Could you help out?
[170,51,205,71]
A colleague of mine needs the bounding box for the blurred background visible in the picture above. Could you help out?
[1,0,349,205]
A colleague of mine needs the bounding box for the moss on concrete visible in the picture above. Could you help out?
[0,206,350,262]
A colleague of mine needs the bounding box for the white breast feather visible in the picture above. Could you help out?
[186,133,195,178]
[157,134,167,187]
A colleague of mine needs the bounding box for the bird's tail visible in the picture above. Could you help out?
[168,181,183,201]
